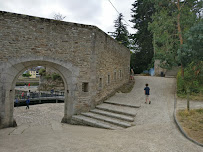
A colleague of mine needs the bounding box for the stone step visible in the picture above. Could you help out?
[71,115,124,130]
[104,101,140,108]
[96,103,137,117]
[90,109,134,122]
[81,112,132,128]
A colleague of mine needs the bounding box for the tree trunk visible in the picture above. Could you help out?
[177,0,184,77]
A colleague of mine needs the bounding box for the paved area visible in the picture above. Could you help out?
[0,76,202,152]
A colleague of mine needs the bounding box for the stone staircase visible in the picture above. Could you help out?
[71,101,140,130]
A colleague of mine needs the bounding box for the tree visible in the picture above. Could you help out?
[130,0,155,73]
[22,73,31,78]
[39,68,46,76]
[179,19,203,67]
[130,51,154,74]
[53,13,66,21]
[149,0,202,76]
[109,13,130,48]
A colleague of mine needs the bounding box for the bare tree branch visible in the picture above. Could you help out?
[53,13,66,21]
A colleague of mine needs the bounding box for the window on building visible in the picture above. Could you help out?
[99,78,102,88]
[120,70,122,78]
[114,71,116,81]
[108,75,110,84]
[82,82,88,92]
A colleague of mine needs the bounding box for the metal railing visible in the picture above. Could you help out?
[15,90,64,100]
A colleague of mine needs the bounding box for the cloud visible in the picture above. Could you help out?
[0,0,136,33]
[59,0,103,26]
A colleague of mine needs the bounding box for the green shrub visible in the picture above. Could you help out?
[22,73,31,77]
[52,73,62,81]
[177,62,203,97]
[45,74,51,80]
[177,70,186,94]
[39,68,46,76]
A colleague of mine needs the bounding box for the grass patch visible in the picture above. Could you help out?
[177,108,203,144]
[117,80,135,93]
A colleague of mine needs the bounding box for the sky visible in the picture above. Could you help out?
[0,0,136,34]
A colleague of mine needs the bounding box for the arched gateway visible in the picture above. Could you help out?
[0,11,130,128]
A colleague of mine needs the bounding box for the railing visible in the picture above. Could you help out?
[14,90,65,107]
[15,90,64,99]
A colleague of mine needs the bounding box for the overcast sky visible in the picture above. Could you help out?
[0,0,136,34]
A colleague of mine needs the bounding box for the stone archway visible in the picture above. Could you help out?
[0,56,79,128]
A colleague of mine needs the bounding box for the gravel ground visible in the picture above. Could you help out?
[13,103,64,126]
[0,76,202,152]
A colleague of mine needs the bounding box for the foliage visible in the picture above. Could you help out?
[130,0,155,73]
[149,0,201,70]
[178,19,203,67]
[39,68,62,81]
[110,13,130,48]
[184,63,202,93]
[45,74,52,80]
[177,62,203,96]
[39,68,46,76]
[177,70,185,94]
[22,73,31,77]
[177,19,203,98]
[130,51,154,74]
[52,73,62,81]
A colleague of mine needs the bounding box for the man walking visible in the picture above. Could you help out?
[144,83,151,104]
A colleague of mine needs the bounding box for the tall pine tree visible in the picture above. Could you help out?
[110,13,130,48]
[130,0,155,73]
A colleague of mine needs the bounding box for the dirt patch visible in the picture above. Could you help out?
[177,109,203,144]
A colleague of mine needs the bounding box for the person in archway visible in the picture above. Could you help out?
[15,97,19,107]
[26,98,30,109]
[27,90,31,99]
[51,88,54,97]
[144,83,151,104]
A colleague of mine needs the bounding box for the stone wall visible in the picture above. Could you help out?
[0,11,130,128]
[154,60,167,76]
[154,60,179,77]
[94,30,130,104]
